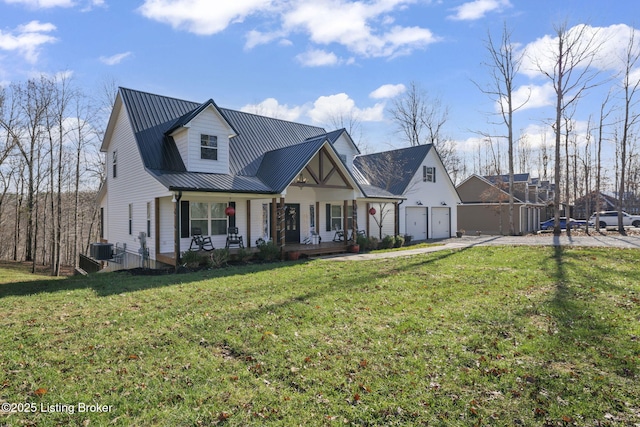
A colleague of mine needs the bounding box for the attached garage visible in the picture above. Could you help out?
[431,207,450,239]
[405,207,428,240]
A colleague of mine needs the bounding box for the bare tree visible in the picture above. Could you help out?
[532,22,602,235]
[615,28,640,234]
[476,23,527,235]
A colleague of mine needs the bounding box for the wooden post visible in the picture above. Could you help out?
[352,199,357,242]
[394,202,399,236]
[279,197,286,258]
[246,200,251,247]
[343,199,349,247]
[271,198,277,244]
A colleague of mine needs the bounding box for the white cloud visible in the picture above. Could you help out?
[282,0,438,58]
[296,49,340,67]
[369,83,406,99]
[4,0,74,7]
[308,93,384,124]
[99,52,132,65]
[240,98,304,122]
[137,0,439,61]
[448,0,511,21]
[137,0,274,36]
[0,20,57,63]
[521,24,640,78]
[497,82,555,113]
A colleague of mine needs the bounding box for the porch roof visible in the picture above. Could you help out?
[148,169,273,193]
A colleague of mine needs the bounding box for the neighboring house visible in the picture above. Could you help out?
[97,88,458,269]
[354,145,461,240]
[572,191,618,219]
[456,174,544,235]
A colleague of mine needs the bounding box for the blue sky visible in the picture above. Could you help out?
[1,0,639,170]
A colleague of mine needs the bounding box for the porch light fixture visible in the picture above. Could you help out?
[296,173,307,184]
[368,207,376,216]
[416,200,423,206]
[441,201,447,206]
[225,206,236,216]
[171,193,177,203]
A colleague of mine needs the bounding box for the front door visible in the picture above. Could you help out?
[285,204,301,243]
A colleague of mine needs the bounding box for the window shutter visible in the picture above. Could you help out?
[229,202,236,228]
[181,200,190,238]
[423,165,427,182]
[326,204,331,231]
[433,167,436,183]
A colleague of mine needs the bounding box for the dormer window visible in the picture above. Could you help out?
[200,134,218,160]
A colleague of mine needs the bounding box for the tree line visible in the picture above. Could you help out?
[0,75,108,275]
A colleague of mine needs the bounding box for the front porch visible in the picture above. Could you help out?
[157,241,350,266]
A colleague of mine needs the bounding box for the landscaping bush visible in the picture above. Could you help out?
[256,240,280,261]
[181,250,209,269]
[366,236,379,251]
[380,235,395,249]
[356,234,368,250]
[210,248,230,268]
[404,234,412,244]
[394,234,405,248]
[233,247,253,263]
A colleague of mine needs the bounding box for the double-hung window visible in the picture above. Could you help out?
[423,166,436,182]
[201,134,218,160]
[190,202,227,235]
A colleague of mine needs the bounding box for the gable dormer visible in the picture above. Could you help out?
[166,99,237,174]
[325,129,360,171]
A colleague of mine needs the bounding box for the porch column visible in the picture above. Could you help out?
[366,202,370,237]
[343,199,349,247]
[155,197,160,260]
[246,200,251,247]
[394,202,399,236]
[279,197,286,257]
[315,201,320,235]
[352,199,357,241]
[271,198,277,243]
[173,192,182,269]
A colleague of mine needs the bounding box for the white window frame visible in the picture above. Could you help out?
[200,134,218,160]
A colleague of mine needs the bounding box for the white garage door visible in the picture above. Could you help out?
[406,207,427,241]
[431,207,450,239]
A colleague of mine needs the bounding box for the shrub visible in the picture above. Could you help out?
[380,235,395,249]
[234,247,253,263]
[182,250,207,269]
[210,248,230,268]
[394,235,405,248]
[356,234,368,249]
[366,236,379,251]
[404,234,412,244]
[256,241,280,261]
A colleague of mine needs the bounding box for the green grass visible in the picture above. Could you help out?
[1,246,639,426]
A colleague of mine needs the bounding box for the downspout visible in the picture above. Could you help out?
[173,191,182,270]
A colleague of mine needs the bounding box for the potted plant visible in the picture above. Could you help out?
[348,242,360,253]
[288,250,301,261]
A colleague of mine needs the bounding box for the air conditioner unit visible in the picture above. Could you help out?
[90,243,114,260]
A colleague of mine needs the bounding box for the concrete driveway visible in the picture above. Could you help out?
[321,233,640,261]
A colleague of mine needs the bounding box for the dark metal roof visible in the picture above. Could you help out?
[147,169,272,193]
[221,108,326,176]
[256,138,327,193]
[354,145,432,196]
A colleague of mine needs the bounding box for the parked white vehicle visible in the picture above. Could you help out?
[589,211,640,228]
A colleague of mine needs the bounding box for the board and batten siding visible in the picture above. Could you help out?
[184,106,230,174]
[103,103,167,260]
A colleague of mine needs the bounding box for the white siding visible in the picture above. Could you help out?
[332,133,358,170]
[185,107,230,174]
[399,150,460,238]
[103,104,168,260]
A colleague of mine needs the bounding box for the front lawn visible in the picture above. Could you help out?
[0,247,639,426]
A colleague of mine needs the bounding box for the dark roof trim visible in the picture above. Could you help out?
[165,99,239,136]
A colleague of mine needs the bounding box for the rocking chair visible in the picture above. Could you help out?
[225,227,244,249]
[189,227,214,251]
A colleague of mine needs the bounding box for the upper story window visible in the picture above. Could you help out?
[112,150,117,178]
[201,134,218,160]
[423,166,436,183]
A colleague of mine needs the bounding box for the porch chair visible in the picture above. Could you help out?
[189,227,214,251]
[332,226,345,242]
[225,227,244,249]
